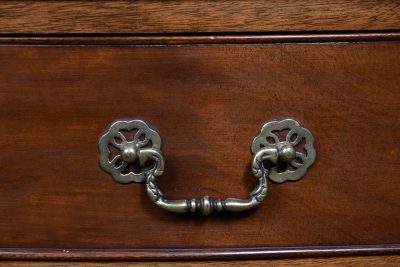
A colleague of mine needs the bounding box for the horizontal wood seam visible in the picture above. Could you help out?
[0,32,399,45]
[0,245,399,261]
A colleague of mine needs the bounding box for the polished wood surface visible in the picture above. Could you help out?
[1,256,400,267]
[0,42,399,257]
[0,1,399,34]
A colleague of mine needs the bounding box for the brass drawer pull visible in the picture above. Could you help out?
[98,119,316,215]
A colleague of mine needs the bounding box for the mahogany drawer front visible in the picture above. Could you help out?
[0,42,399,259]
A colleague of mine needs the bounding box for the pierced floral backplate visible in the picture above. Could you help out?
[98,120,162,184]
[252,119,316,183]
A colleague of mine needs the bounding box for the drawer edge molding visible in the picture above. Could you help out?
[0,32,400,45]
[0,245,399,261]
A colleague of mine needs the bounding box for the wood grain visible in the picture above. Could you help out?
[1,256,400,267]
[0,1,399,34]
[0,43,399,258]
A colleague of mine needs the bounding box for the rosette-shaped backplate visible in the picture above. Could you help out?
[252,119,316,183]
[98,120,162,184]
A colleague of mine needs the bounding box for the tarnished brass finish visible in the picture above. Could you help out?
[99,119,316,215]
[252,119,316,183]
[98,120,162,184]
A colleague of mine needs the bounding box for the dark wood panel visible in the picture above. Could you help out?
[1,32,400,45]
[1,256,400,267]
[0,1,400,34]
[0,43,399,254]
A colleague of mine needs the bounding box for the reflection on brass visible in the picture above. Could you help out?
[99,119,316,215]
